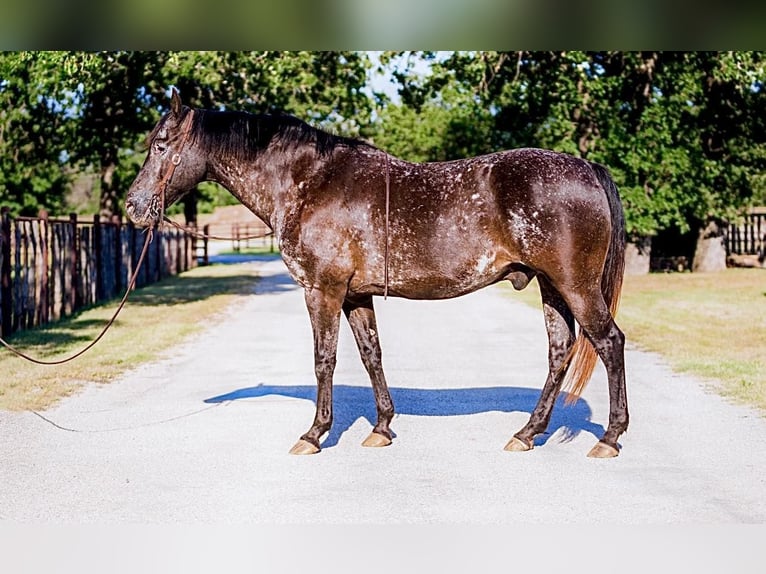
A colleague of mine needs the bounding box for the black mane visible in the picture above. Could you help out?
[189,109,368,160]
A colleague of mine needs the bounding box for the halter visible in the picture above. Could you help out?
[152,109,195,226]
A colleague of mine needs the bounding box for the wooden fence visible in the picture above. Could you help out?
[0,208,198,338]
[726,208,765,258]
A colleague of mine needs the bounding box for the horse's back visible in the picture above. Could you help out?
[425,147,613,289]
[416,148,613,259]
[339,147,612,300]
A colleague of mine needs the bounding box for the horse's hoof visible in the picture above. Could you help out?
[361,432,392,448]
[504,436,533,452]
[587,442,619,458]
[288,439,320,455]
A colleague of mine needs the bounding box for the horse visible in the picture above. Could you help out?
[126,88,628,458]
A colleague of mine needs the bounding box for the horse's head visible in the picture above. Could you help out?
[126,88,204,227]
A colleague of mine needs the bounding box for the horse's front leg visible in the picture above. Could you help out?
[343,295,395,448]
[289,285,345,455]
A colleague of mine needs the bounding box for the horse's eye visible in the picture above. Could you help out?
[153,141,168,154]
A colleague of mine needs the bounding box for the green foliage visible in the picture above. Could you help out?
[2,50,765,242]
[377,51,766,239]
[165,51,372,132]
[0,53,76,215]
[0,51,372,218]
[372,95,494,163]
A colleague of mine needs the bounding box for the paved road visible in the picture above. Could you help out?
[2,257,765,524]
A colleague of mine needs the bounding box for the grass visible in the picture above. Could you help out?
[503,268,766,412]
[217,245,279,257]
[0,262,259,411]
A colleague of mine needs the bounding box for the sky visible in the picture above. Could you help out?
[366,51,447,104]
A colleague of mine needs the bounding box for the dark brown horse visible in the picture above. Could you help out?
[127,89,628,458]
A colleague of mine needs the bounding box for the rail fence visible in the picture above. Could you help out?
[7,202,755,338]
[192,220,275,265]
[0,208,199,338]
[726,208,765,259]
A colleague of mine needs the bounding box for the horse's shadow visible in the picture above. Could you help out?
[204,384,605,449]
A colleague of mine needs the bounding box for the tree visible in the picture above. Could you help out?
[165,51,371,128]
[0,51,373,219]
[0,52,169,218]
[73,52,171,218]
[380,51,766,271]
[0,53,76,215]
[371,86,495,163]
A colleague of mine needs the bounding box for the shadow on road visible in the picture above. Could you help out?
[204,384,604,449]
[208,253,282,265]
[252,272,300,295]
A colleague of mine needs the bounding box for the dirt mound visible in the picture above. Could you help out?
[197,204,262,227]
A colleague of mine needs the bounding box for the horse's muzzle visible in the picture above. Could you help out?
[125,193,161,227]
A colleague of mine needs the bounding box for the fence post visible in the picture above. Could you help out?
[129,222,138,288]
[113,214,123,293]
[39,210,49,325]
[69,213,79,312]
[93,214,104,302]
[1,207,12,336]
[155,228,162,281]
[203,224,210,266]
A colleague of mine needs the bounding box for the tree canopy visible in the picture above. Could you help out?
[372,51,766,239]
[0,51,371,218]
[1,51,764,246]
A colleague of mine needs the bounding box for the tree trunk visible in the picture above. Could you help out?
[625,236,652,275]
[183,187,199,226]
[99,162,120,220]
[692,218,728,272]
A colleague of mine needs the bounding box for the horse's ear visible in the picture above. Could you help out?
[170,88,182,117]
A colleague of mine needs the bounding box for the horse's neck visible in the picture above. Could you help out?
[205,145,323,232]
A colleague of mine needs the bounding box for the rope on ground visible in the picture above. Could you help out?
[0,228,155,365]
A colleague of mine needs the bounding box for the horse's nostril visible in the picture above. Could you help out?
[125,199,143,224]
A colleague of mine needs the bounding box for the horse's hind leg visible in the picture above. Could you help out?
[506,277,575,452]
[343,295,395,447]
[567,289,628,458]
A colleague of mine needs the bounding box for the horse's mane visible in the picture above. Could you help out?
[187,109,369,160]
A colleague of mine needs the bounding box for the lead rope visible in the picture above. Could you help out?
[384,154,390,300]
[0,110,198,365]
[0,228,154,365]
[162,216,274,242]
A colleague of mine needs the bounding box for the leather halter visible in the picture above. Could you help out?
[153,109,195,224]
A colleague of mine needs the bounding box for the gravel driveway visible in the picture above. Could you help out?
[1,256,765,524]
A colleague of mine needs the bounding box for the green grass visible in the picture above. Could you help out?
[503,268,766,412]
[216,244,279,257]
[0,263,259,411]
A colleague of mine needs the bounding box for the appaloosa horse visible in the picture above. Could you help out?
[127,89,628,458]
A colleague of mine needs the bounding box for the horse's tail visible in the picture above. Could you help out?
[562,161,626,405]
